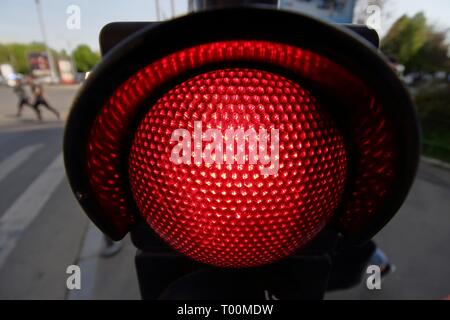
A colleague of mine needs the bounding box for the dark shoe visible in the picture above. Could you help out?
[369,248,395,277]
[100,242,122,258]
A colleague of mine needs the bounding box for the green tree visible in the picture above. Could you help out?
[0,42,62,74]
[0,44,10,64]
[381,12,428,69]
[415,84,450,162]
[5,43,30,73]
[407,27,450,73]
[382,12,450,74]
[72,44,100,72]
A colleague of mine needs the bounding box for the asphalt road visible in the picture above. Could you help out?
[0,86,139,299]
[0,85,448,300]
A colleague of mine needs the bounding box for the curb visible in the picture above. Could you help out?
[421,156,450,171]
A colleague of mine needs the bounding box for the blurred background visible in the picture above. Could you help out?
[0,0,448,300]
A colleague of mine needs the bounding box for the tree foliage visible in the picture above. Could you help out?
[415,83,450,162]
[72,44,100,72]
[381,12,449,73]
[407,28,450,73]
[0,44,10,64]
[0,42,99,74]
[0,42,70,74]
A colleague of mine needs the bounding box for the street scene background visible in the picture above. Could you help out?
[0,0,449,299]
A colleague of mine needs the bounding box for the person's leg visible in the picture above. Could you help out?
[16,99,26,117]
[40,98,60,119]
[31,102,43,121]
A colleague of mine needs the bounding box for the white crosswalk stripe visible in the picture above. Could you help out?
[0,144,42,183]
[0,152,65,270]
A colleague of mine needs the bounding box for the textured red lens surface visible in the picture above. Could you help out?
[86,40,396,242]
[128,68,347,267]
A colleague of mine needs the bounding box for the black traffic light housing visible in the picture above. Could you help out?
[64,7,420,299]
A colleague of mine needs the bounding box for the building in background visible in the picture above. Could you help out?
[0,63,16,86]
[58,60,75,84]
[280,0,357,23]
[189,0,357,23]
[27,52,50,77]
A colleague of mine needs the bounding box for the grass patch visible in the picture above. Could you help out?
[414,83,450,163]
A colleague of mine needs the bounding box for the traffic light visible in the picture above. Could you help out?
[64,7,419,269]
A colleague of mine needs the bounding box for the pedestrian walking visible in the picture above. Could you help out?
[13,78,34,118]
[31,80,60,120]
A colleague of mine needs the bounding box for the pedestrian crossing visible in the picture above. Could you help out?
[0,142,65,270]
[0,144,42,183]
[0,124,139,299]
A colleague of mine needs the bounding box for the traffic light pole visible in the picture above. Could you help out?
[131,222,337,300]
[35,0,58,82]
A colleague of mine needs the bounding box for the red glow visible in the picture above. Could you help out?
[129,69,347,267]
[86,40,396,247]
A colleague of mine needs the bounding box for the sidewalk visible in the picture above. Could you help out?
[66,223,140,300]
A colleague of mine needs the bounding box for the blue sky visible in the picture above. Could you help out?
[0,0,188,52]
[0,0,449,52]
[385,0,450,32]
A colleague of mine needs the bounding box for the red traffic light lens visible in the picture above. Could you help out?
[128,68,347,267]
[85,40,397,244]
[64,6,418,266]
[65,9,419,268]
